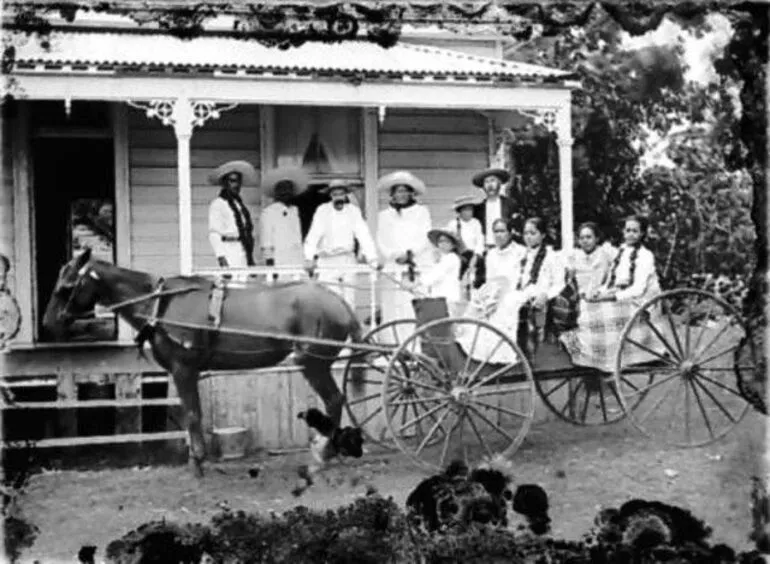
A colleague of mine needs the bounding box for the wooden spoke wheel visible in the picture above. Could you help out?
[383,317,535,472]
[613,289,752,447]
[342,318,417,449]
[534,368,653,426]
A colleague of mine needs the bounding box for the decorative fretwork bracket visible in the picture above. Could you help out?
[517,108,558,133]
[126,99,238,137]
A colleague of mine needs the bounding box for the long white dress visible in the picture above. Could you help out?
[376,204,433,333]
[459,245,565,364]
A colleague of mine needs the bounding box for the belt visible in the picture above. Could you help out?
[221,235,241,242]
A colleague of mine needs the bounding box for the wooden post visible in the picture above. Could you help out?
[56,372,77,437]
[115,373,142,435]
[173,98,194,275]
[556,102,574,251]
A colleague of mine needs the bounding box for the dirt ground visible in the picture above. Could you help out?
[15,408,767,563]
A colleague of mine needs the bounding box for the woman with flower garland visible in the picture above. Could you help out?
[459,217,564,364]
[560,215,662,372]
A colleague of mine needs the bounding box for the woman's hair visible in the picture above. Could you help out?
[492,218,512,232]
[606,215,648,289]
[577,221,602,241]
[524,217,547,238]
[390,184,415,198]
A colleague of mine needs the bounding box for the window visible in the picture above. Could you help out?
[273,106,362,181]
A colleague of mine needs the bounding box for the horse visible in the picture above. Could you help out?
[42,248,365,476]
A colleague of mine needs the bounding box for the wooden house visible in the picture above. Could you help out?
[1,10,577,454]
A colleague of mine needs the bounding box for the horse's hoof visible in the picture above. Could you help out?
[190,458,205,478]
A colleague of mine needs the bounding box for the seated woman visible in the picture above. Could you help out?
[568,222,615,299]
[459,217,564,364]
[464,218,524,319]
[560,215,662,372]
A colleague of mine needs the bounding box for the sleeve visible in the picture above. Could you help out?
[260,206,275,258]
[376,210,399,262]
[413,206,433,257]
[525,250,565,300]
[616,248,656,301]
[208,199,227,258]
[420,254,454,289]
[472,220,484,255]
[303,206,325,261]
[352,207,378,262]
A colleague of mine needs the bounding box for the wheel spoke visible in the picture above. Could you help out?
[663,377,685,435]
[684,374,691,443]
[694,371,745,399]
[597,380,608,423]
[637,375,680,424]
[438,413,460,468]
[542,378,570,399]
[698,365,756,372]
[470,397,529,420]
[689,378,715,441]
[664,303,685,360]
[390,396,445,407]
[466,410,493,458]
[624,337,678,367]
[642,315,682,362]
[414,407,452,456]
[625,369,679,397]
[561,379,585,416]
[388,371,447,395]
[426,337,453,379]
[692,319,735,365]
[468,404,515,443]
[691,298,718,355]
[347,391,384,407]
[464,337,506,386]
[694,343,741,368]
[358,389,401,427]
[397,400,450,434]
[608,378,627,410]
[471,362,518,390]
[462,324,482,379]
[691,375,738,423]
[684,296,692,357]
[580,382,592,423]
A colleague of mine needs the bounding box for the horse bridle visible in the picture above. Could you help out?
[57,262,101,322]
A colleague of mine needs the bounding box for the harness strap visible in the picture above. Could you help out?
[208,278,227,329]
[147,278,166,328]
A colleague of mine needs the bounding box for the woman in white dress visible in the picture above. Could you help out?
[415,229,463,316]
[459,217,565,364]
[376,171,433,333]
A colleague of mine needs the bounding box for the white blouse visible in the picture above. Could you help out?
[444,217,485,256]
[377,204,433,269]
[603,244,660,301]
[568,246,615,297]
[515,245,565,300]
[304,202,378,262]
[486,242,526,283]
[419,252,461,304]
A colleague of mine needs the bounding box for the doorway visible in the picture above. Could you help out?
[32,137,116,342]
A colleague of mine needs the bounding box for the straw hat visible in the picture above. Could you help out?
[319,178,355,194]
[376,170,427,196]
[262,167,310,198]
[427,229,465,253]
[452,193,484,211]
[471,167,510,188]
[208,160,258,186]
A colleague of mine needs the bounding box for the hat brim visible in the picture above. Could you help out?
[452,195,485,211]
[262,167,310,198]
[427,229,465,253]
[208,160,259,186]
[376,171,427,196]
[319,182,355,194]
[472,168,511,188]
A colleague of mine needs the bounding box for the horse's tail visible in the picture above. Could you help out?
[347,313,367,395]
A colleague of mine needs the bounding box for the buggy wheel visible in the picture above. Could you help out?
[534,368,653,426]
[383,317,535,472]
[614,289,752,447]
[342,318,417,449]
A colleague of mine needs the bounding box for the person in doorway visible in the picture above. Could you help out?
[260,167,310,268]
[376,170,433,331]
[207,160,258,268]
[304,179,379,306]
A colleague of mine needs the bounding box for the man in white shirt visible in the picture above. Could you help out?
[304,179,379,305]
[208,160,258,269]
[260,167,309,269]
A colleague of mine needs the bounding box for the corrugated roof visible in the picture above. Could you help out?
[8,30,572,82]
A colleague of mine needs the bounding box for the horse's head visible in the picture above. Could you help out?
[42,248,101,341]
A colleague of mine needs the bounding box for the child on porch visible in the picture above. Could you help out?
[412,229,463,317]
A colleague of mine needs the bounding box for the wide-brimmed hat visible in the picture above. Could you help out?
[376,170,427,196]
[452,193,484,211]
[472,167,511,188]
[208,160,258,186]
[319,178,355,194]
[427,229,465,252]
[262,167,310,198]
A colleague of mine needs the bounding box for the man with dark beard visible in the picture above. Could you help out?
[207,160,258,270]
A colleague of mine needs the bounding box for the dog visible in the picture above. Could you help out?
[297,408,364,467]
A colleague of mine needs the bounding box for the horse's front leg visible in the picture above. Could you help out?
[171,363,206,477]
